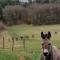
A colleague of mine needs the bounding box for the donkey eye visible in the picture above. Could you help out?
[48,43,51,45]
[42,43,44,45]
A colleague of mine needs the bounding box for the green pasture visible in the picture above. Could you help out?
[0,24,60,60]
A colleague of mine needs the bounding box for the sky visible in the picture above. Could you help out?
[20,0,28,2]
[20,0,33,2]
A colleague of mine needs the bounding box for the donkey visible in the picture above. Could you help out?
[40,31,60,60]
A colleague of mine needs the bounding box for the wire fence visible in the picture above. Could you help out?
[0,36,41,53]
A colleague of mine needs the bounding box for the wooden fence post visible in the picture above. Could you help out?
[23,39,25,50]
[12,37,14,52]
[3,37,4,49]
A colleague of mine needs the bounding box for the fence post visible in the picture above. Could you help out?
[23,39,25,50]
[12,37,14,52]
[3,37,4,49]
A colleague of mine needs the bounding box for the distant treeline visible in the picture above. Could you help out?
[0,3,60,25]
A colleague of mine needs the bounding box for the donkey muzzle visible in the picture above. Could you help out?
[43,49,48,56]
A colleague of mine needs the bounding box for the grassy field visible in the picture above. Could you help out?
[0,24,60,60]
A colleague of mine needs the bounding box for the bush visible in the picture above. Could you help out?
[3,4,60,25]
[0,21,6,31]
[3,5,24,25]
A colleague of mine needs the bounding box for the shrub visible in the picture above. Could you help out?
[0,21,6,31]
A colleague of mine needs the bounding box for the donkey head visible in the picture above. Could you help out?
[41,32,52,56]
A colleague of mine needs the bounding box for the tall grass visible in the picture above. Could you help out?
[0,52,18,60]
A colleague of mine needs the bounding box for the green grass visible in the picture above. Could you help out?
[0,52,18,60]
[0,24,60,60]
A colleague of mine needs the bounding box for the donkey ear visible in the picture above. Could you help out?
[47,31,51,39]
[41,32,45,39]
